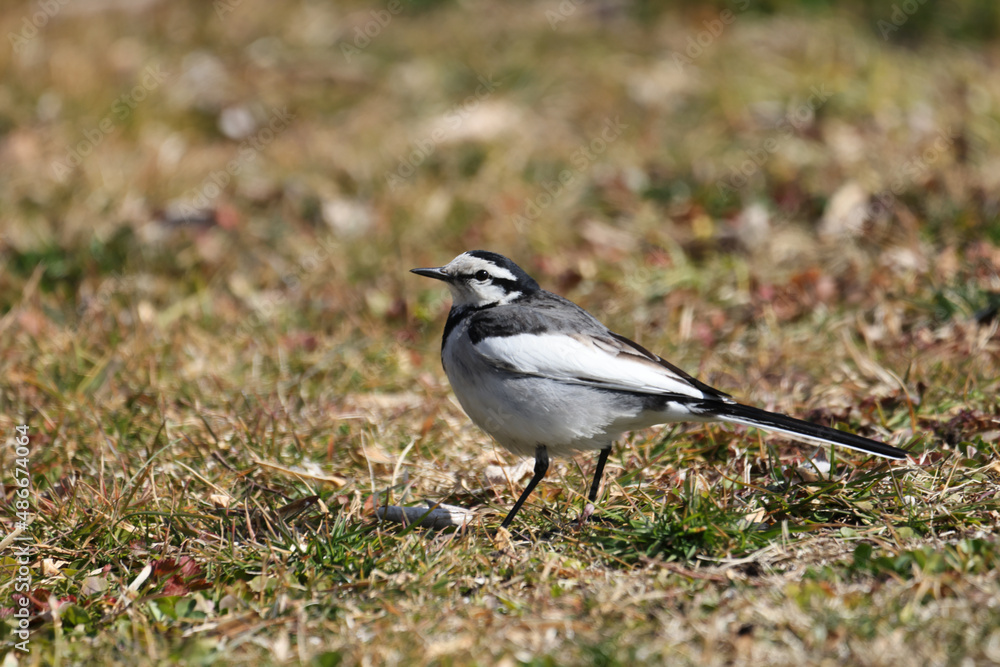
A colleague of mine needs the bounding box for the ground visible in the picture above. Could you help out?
[1,0,1000,665]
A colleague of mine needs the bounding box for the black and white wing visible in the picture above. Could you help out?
[468,302,906,461]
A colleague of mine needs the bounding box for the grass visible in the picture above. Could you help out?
[2,0,1000,664]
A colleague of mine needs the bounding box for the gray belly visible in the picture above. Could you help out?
[443,338,658,457]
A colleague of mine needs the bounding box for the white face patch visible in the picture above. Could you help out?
[444,254,517,282]
[441,253,522,307]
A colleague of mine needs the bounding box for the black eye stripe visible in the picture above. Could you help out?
[457,273,521,292]
[491,277,522,292]
[459,271,494,281]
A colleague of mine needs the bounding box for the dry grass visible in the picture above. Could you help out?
[2,0,1000,664]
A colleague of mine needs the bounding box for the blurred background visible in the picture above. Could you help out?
[3,1,1000,662]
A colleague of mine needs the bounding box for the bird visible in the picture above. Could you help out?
[411,250,907,530]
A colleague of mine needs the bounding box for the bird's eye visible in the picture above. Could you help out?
[474,270,490,281]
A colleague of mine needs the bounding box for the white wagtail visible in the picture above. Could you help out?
[412,250,907,529]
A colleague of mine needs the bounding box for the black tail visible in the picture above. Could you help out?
[712,402,906,460]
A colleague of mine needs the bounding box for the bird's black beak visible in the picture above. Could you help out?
[410,266,450,282]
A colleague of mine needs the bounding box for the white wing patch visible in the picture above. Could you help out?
[473,333,708,399]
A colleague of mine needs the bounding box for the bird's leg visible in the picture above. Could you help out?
[578,446,611,527]
[499,445,549,530]
[588,447,612,502]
